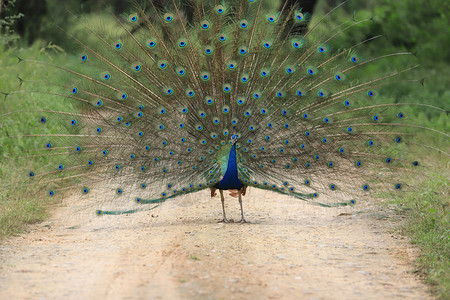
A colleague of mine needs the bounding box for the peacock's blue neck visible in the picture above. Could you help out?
[215,144,244,190]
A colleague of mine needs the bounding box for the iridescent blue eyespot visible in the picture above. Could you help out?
[219,34,226,42]
[240,20,248,28]
[308,68,314,75]
[356,161,362,167]
[49,190,54,196]
[96,127,102,133]
[335,74,342,81]
[114,42,122,50]
[398,112,404,118]
[344,100,351,106]
[201,21,210,29]
[395,184,402,190]
[72,87,78,94]
[347,127,353,133]
[351,56,358,63]
[373,115,380,121]
[80,54,87,61]
[134,64,141,71]
[396,137,402,143]
[363,184,369,191]
[148,40,156,48]
[204,46,213,55]
[263,42,271,48]
[239,46,248,55]
[40,117,46,123]
[386,158,392,163]
[29,171,35,177]
[164,13,173,22]
[297,90,303,96]
[201,72,210,80]
[82,188,89,194]
[70,119,77,125]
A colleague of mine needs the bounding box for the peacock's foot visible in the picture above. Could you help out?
[218,218,229,223]
[239,218,249,223]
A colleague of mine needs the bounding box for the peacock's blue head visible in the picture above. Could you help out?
[231,134,239,145]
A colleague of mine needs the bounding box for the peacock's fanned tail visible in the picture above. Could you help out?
[3,0,448,215]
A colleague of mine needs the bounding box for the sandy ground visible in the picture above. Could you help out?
[0,189,431,300]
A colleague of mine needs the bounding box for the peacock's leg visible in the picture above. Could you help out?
[238,189,248,223]
[218,189,229,223]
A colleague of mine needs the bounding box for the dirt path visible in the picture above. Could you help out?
[0,189,430,299]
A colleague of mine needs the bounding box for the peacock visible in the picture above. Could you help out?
[1,0,448,223]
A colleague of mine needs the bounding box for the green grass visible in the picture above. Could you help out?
[0,44,69,239]
[391,170,449,299]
